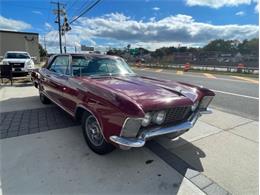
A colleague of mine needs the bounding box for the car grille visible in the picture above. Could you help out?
[10,63,24,68]
[164,106,191,124]
[138,106,192,132]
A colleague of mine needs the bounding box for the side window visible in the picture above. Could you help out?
[97,60,119,73]
[98,63,109,73]
[49,56,70,75]
[71,56,90,76]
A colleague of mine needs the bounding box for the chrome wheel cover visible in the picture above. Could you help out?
[85,115,104,146]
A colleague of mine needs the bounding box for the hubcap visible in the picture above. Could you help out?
[85,115,104,146]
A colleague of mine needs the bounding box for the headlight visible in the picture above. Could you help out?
[199,96,214,109]
[191,101,199,111]
[141,112,152,127]
[2,61,9,65]
[152,110,166,125]
[27,60,34,66]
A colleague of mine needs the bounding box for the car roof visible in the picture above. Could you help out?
[6,51,29,53]
[53,53,120,59]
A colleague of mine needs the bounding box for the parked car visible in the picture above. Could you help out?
[1,51,35,75]
[31,54,215,154]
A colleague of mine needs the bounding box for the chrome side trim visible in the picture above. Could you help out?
[109,108,212,148]
[41,91,74,117]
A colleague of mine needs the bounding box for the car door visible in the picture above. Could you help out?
[59,55,90,113]
[43,55,70,106]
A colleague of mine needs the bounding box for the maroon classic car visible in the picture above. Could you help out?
[32,54,215,154]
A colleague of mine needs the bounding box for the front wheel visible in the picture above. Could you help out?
[82,112,115,155]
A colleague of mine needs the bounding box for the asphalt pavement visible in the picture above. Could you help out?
[133,68,259,121]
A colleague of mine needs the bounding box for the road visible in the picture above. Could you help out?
[133,68,259,121]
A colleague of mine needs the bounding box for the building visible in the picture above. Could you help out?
[0,30,40,62]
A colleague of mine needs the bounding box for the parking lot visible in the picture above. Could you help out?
[0,74,258,195]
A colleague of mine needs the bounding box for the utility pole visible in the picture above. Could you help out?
[43,35,47,51]
[51,1,66,54]
[63,32,67,53]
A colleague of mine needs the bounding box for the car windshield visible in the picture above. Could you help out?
[71,56,136,77]
[5,53,30,59]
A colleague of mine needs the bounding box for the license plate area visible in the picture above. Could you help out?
[12,68,22,71]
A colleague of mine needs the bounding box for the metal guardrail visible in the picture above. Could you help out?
[132,63,259,74]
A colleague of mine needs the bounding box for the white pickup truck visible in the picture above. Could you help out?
[1,51,35,75]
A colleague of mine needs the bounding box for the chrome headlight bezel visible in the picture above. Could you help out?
[191,101,199,111]
[26,60,34,66]
[199,96,214,110]
[152,110,166,125]
[141,112,152,127]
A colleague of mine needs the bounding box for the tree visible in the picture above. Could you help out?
[39,43,47,57]
[203,39,235,52]
[237,38,259,54]
[127,44,131,51]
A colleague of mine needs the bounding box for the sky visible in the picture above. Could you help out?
[0,0,259,53]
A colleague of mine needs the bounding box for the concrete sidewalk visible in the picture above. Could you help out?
[1,127,204,195]
[1,83,259,194]
[0,80,53,113]
[156,110,259,194]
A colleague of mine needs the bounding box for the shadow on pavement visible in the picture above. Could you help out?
[171,137,205,172]
[0,95,53,113]
[147,137,205,178]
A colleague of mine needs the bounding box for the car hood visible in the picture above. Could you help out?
[81,76,199,111]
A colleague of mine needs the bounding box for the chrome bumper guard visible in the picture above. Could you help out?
[110,108,212,148]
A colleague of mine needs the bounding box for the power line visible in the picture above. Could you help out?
[69,0,87,18]
[66,0,80,13]
[69,0,102,24]
[75,0,91,15]
[68,0,90,19]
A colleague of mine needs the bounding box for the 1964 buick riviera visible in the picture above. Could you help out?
[31,54,215,154]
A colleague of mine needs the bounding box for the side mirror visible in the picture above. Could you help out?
[31,56,37,61]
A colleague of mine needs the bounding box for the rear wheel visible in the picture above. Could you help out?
[82,111,114,154]
[39,91,51,104]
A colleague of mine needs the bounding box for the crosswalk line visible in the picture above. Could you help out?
[203,73,216,79]
[155,69,163,72]
[231,76,259,84]
[176,71,183,75]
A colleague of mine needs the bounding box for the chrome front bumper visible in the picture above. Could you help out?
[109,108,212,148]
